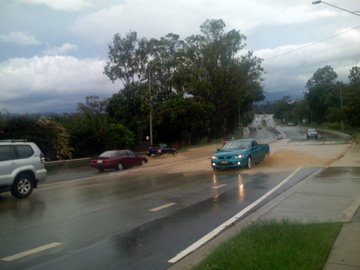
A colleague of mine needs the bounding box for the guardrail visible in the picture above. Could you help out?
[45,158,91,171]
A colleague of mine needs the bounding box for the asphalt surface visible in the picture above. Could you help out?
[170,145,360,270]
[0,119,354,269]
[1,167,319,270]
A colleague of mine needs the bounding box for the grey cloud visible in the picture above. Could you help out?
[0,32,41,47]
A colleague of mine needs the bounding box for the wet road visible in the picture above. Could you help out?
[0,120,352,269]
[0,166,319,270]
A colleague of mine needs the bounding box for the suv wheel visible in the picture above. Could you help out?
[11,173,34,198]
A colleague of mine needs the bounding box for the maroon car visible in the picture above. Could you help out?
[90,149,147,172]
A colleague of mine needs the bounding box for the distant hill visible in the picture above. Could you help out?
[263,90,304,103]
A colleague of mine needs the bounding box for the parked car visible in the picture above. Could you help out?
[211,139,269,170]
[147,144,177,156]
[306,128,319,140]
[90,149,147,172]
[0,140,47,198]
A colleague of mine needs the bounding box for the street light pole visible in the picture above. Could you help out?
[148,63,154,145]
[312,1,360,17]
[148,61,159,145]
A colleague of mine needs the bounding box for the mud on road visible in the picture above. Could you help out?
[130,139,353,176]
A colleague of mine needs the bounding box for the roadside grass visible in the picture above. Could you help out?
[192,220,342,270]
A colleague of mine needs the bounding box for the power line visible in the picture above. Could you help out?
[264,24,360,62]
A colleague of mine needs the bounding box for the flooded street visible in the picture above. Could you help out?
[0,120,353,269]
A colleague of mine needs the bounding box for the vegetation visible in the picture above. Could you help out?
[0,19,265,160]
[260,65,360,130]
[1,19,359,160]
[104,19,264,142]
[193,220,342,270]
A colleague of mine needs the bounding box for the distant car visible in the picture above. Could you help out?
[90,149,147,172]
[306,128,319,140]
[249,127,257,135]
[147,144,177,156]
[211,139,269,170]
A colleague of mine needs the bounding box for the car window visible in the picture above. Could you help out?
[15,145,34,159]
[222,141,251,150]
[119,150,127,157]
[100,151,117,157]
[0,145,15,161]
[126,150,135,156]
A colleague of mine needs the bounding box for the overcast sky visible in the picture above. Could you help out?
[0,0,359,114]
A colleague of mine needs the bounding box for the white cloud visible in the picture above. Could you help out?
[0,55,119,102]
[71,4,125,43]
[70,0,341,44]
[255,26,360,92]
[42,43,78,55]
[0,32,41,46]
[2,0,359,112]
[22,0,91,11]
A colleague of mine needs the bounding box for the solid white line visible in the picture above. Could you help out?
[1,242,62,262]
[149,202,176,212]
[168,166,303,264]
[212,184,227,189]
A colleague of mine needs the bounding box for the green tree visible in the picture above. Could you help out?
[107,83,149,143]
[180,19,264,139]
[344,66,360,127]
[65,96,135,157]
[104,19,265,145]
[104,31,147,86]
[305,65,339,124]
[154,97,212,145]
[37,117,73,160]
[0,115,72,160]
[105,123,135,149]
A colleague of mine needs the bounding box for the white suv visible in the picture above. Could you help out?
[0,140,47,198]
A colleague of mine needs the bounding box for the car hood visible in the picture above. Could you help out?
[214,148,249,157]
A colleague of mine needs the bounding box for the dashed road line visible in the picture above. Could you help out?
[1,242,62,262]
[149,202,176,212]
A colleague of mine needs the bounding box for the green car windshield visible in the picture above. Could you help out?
[222,141,251,150]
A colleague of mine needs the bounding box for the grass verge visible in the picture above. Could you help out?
[192,220,342,270]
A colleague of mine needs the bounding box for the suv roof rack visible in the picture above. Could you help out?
[0,139,28,142]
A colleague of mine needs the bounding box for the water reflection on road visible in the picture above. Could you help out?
[1,167,301,270]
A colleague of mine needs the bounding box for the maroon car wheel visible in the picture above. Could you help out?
[117,163,124,170]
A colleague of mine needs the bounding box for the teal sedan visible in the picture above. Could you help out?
[211,139,269,170]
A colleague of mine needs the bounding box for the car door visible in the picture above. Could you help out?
[0,145,17,185]
[117,150,131,168]
[251,141,262,163]
[125,150,138,166]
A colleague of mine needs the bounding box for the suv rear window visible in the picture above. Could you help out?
[0,144,34,161]
[15,145,34,159]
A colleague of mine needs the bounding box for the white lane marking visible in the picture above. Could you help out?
[1,242,62,262]
[168,166,303,264]
[212,184,227,190]
[149,202,176,212]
